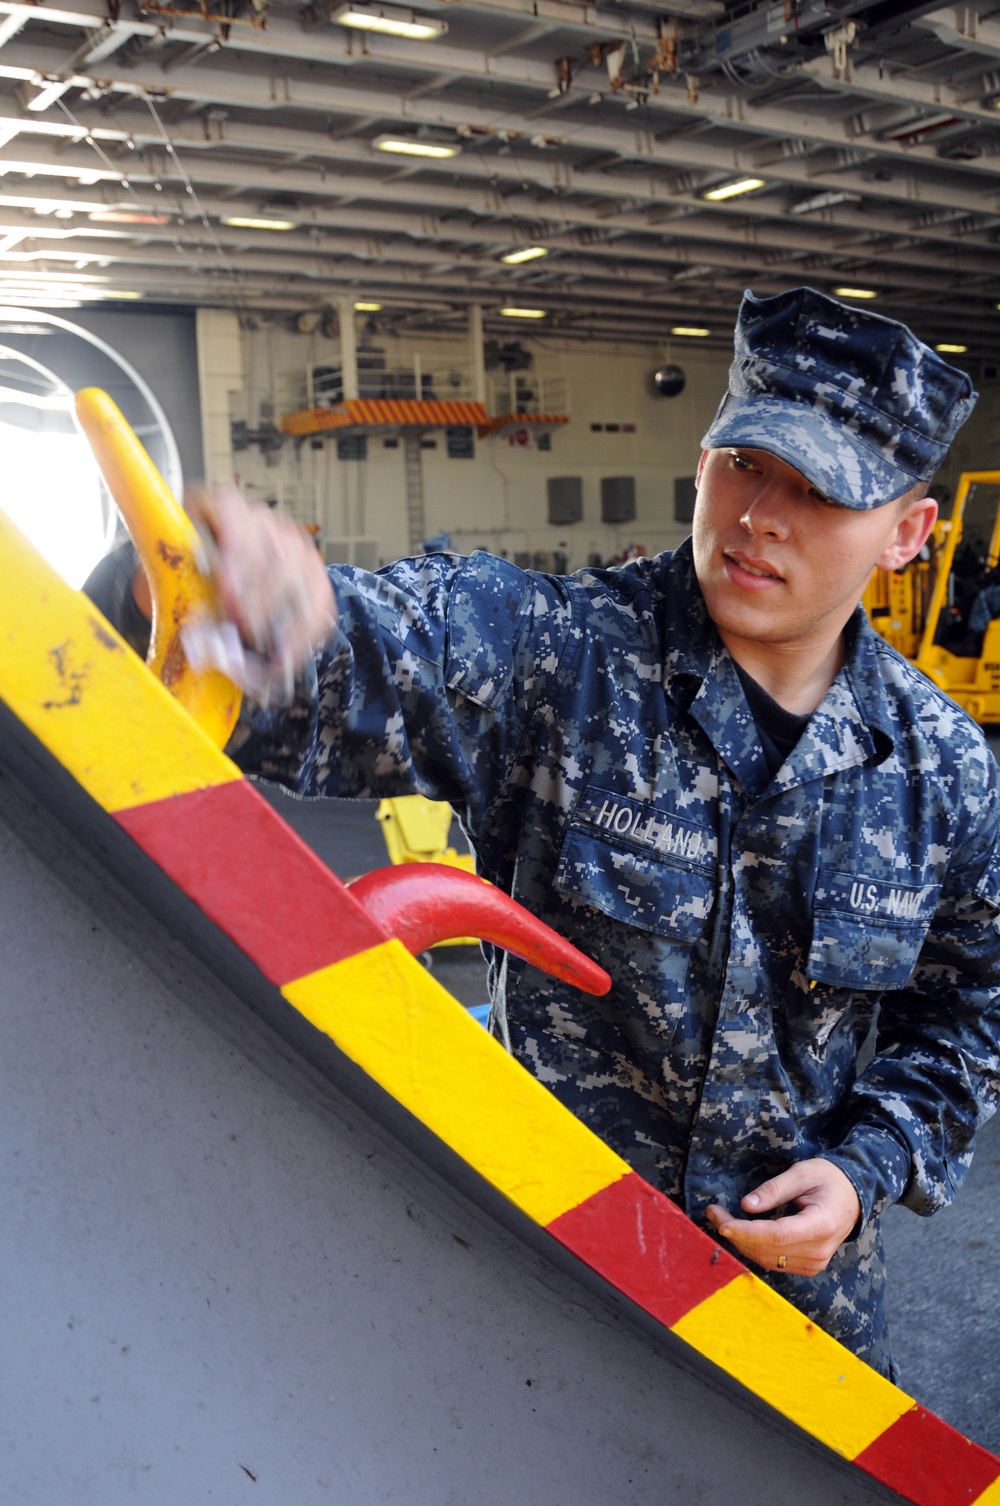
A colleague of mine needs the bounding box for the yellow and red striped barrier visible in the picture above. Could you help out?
[3,506,999,1506]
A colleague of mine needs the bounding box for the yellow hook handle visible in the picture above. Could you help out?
[74,386,242,748]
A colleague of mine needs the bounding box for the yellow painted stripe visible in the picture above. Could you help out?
[283,938,630,1226]
[0,509,239,810]
[672,1272,913,1458]
[971,1479,1000,1505]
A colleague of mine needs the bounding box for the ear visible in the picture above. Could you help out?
[876,496,938,572]
[695,449,709,487]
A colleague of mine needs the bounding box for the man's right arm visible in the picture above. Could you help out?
[85,486,576,832]
[243,547,574,837]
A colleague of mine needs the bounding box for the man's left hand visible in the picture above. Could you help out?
[706,1159,861,1277]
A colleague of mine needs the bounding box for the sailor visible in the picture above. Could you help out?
[89,287,998,1380]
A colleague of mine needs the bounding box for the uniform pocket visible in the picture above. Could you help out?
[554,821,716,942]
[807,868,938,991]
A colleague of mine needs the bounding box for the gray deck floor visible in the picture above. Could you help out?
[258,778,1000,1457]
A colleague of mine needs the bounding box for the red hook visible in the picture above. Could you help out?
[347,863,611,997]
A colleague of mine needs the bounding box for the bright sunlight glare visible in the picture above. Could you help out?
[0,415,107,588]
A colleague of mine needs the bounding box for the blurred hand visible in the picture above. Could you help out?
[185,483,336,697]
[706,1159,861,1277]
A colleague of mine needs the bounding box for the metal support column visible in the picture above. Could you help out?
[469,303,487,406]
[403,430,426,555]
[337,297,359,401]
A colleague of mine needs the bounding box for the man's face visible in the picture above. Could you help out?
[691,447,933,658]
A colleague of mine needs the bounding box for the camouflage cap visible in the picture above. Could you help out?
[701,287,978,509]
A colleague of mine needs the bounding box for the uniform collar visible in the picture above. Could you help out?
[657,538,896,784]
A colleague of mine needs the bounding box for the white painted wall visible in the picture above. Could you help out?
[196,307,245,490]
[196,315,730,570]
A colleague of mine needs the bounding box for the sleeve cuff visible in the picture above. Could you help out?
[820,1124,912,1235]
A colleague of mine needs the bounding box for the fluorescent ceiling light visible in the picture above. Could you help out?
[702,177,766,202]
[355,300,382,311]
[222,215,296,231]
[374,135,459,159]
[670,325,710,337]
[327,3,447,39]
[501,246,548,265]
[935,342,967,354]
[90,210,169,225]
[499,306,546,319]
[834,286,877,299]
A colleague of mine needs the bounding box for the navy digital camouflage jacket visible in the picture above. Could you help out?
[239,538,1000,1377]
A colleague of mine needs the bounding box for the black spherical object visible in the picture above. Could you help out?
[652,363,686,397]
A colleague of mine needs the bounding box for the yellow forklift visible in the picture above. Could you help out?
[864,469,1000,724]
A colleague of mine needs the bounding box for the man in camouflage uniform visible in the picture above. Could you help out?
[94,287,1000,1380]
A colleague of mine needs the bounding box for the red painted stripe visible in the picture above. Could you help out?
[854,1406,1000,1504]
[114,781,389,984]
[546,1171,740,1328]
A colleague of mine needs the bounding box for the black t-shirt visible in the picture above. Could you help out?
[734,662,811,778]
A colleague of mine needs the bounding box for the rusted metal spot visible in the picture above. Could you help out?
[156,539,185,570]
[87,615,123,653]
[159,631,187,689]
[42,641,88,708]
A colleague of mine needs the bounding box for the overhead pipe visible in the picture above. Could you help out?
[14,0,996,150]
[16,220,986,328]
[6,31,996,200]
[0,58,992,238]
[0,143,981,305]
[29,129,984,277]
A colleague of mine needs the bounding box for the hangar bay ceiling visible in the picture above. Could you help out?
[0,0,998,351]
